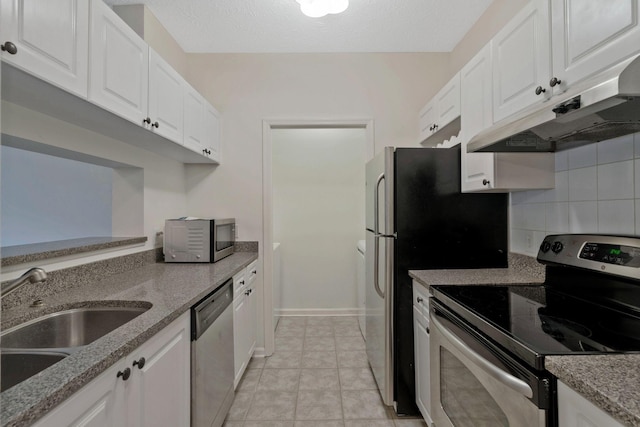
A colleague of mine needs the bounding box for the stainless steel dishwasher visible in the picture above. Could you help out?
[191,279,234,427]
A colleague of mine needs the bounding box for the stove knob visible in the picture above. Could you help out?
[551,241,564,254]
[540,241,551,253]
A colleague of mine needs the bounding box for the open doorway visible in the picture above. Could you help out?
[262,120,374,356]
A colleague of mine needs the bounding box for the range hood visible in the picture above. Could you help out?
[467,55,640,153]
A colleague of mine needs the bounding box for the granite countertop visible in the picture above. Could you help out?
[546,355,640,427]
[1,236,148,267]
[409,253,546,289]
[0,251,257,427]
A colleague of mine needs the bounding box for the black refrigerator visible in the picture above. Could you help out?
[365,146,508,415]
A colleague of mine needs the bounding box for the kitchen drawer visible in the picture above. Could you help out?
[246,260,258,286]
[233,270,247,296]
[412,281,430,319]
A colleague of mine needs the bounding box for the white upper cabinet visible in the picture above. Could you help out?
[89,0,149,126]
[0,0,89,98]
[492,0,551,123]
[461,44,496,192]
[418,100,437,142]
[418,73,461,144]
[148,48,184,143]
[435,73,461,129]
[551,0,640,94]
[183,84,206,154]
[461,42,555,193]
[204,101,221,163]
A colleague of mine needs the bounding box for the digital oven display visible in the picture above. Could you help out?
[579,243,640,267]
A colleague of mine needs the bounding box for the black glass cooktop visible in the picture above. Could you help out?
[431,279,640,368]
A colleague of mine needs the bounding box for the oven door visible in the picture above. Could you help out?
[430,299,554,427]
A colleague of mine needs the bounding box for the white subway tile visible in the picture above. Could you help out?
[598,134,634,164]
[546,171,568,202]
[597,161,634,200]
[546,202,569,233]
[569,201,598,233]
[598,200,635,235]
[568,167,597,201]
[523,203,546,231]
[555,150,569,172]
[568,144,597,169]
[634,132,640,158]
[510,204,525,229]
[533,231,547,254]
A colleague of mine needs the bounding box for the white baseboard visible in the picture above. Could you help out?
[276,308,361,317]
[252,347,266,358]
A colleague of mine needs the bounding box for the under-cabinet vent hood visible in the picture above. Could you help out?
[467,55,640,153]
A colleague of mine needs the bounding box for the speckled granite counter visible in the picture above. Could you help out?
[409,253,545,289]
[1,236,147,267]
[0,251,257,427]
[546,355,640,427]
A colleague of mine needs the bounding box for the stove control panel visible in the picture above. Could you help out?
[537,234,640,279]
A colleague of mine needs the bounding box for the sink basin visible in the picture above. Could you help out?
[1,306,149,349]
[1,351,69,392]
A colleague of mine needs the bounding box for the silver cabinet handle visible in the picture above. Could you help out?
[417,297,423,303]
[431,315,533,398]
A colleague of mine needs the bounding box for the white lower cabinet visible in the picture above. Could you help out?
[558,381,624,427]
[33,312,190,427]
[233,260,258,389]
[412,281,433,426]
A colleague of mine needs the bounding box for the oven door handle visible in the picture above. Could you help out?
[431,315,533,398]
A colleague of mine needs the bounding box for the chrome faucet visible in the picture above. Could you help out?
[1,267,47,299]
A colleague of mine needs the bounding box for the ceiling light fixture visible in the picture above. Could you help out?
[295,0,349,18]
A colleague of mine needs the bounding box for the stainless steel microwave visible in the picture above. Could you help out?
[164,218,235,263]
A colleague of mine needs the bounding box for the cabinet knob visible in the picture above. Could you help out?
[482,179,491,186]
[133,357,146,369]
[143,117,151,125]
[117,367,131,381]
[416,297,423,303]
[152,121,159,128]
[535,86,546,96]
[1,41,17,55]
[426,326,430,334]
[549,77,562,87]
[245,289,251,296]
[251,270,257,275]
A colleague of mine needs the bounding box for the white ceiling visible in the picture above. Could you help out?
[104,0,494,53]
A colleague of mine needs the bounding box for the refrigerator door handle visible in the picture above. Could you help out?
[373,172,386,299]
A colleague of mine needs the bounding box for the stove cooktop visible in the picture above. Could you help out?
[430,234,640,371]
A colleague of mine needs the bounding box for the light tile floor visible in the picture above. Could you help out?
[224,316,427,427]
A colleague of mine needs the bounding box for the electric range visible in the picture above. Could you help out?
[429,234,640,427]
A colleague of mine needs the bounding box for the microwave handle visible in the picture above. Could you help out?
[431,315,533,398]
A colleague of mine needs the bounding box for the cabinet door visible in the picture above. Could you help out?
[413,307,432,425]
[461,43,496,192]
[204,101,221,163]
[435,73,461,130]
[148,48,183,144]
[1,0,89,98]
[89,0,148,125]
[492,0,551,123]
[247,285,257,362]
[129,312,190,427]
[32,361,128,427]
[183,84,205,153]
[233,293,248,388]
[551,0,640,92]
[557,381,625,427]
[418,100,436,142]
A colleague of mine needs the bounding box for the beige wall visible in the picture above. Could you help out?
[184,53,450,239]
[449,0,529,74]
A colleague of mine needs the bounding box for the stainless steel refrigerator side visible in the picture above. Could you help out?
[382,148,395,407]
[365,147,395,407]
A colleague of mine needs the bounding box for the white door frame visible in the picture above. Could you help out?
[261,118,375,356]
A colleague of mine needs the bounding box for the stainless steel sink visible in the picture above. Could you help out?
[1,306,149,349]
[1,351,69,392]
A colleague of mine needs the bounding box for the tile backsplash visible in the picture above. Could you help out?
[510,132,640,256]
